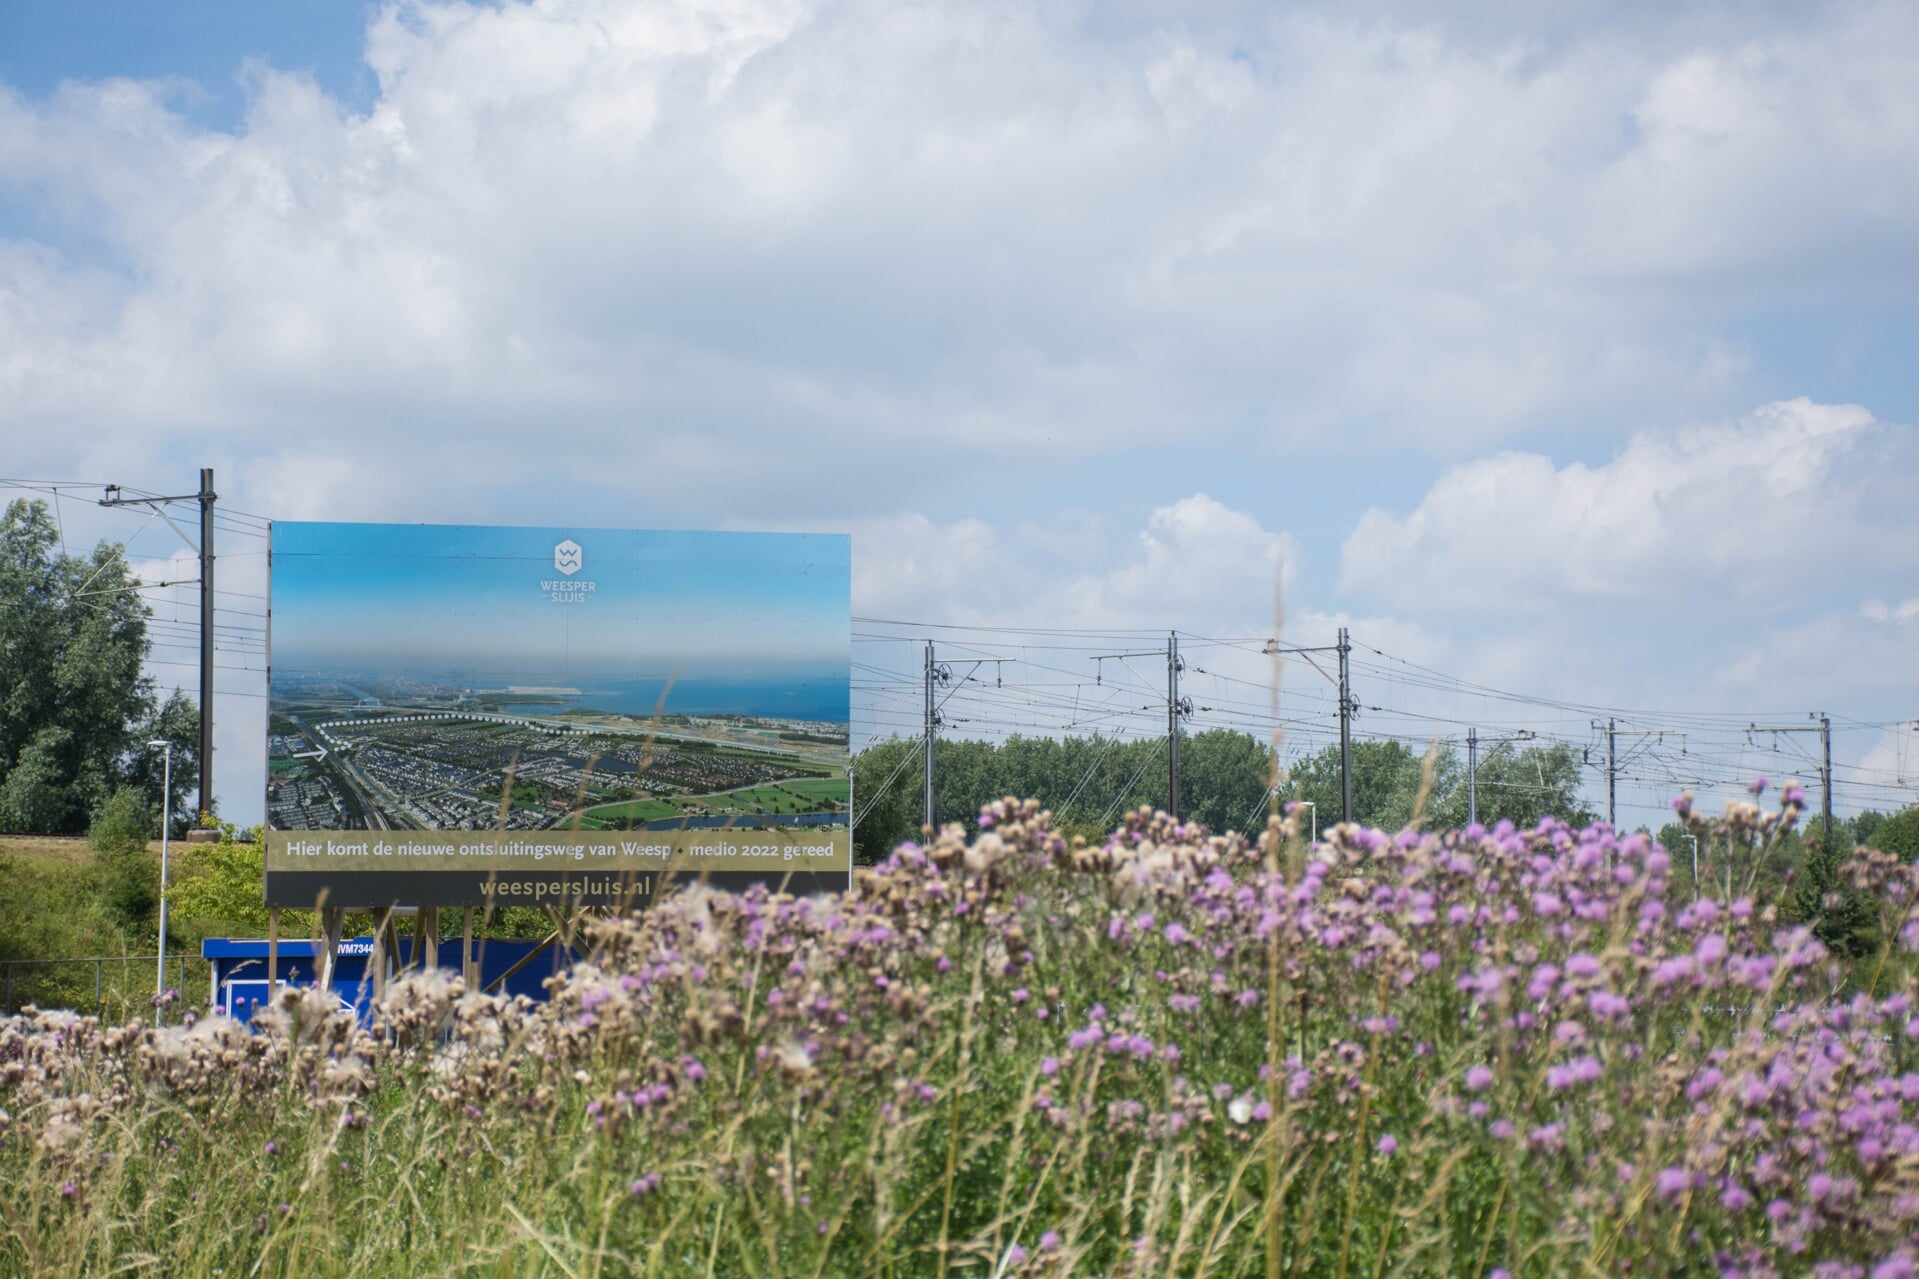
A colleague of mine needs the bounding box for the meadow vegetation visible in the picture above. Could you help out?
[5,786,1919,1276]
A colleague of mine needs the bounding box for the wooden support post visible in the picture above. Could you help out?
[461,908,475,987]
[409,908,427,975]
[381,909,404,996]
[420,907,439,971]
[545,904,600,959]
[368,909,388,1002]
[484,927,562,995]
[266,908,280,996]
[318,907,345,992]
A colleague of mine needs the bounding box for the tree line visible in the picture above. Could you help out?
[851,728,1591,862]
[852,722,1919,964]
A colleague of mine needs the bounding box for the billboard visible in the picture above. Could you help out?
[265,522,851,908]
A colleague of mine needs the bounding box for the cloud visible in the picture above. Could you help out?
[1711,594,1919,704]
[1338,398,1918,616]
[851,493,1300,633]
[3,0,1919,516]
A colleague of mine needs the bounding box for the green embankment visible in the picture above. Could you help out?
[575,798,686,828]
[776,777,850,802]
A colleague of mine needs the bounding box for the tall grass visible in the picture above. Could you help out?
[3,790,1917,1276]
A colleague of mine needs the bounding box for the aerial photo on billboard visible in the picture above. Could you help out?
[265,522,851,908]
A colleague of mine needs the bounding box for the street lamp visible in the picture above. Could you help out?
[148,740,172,1024]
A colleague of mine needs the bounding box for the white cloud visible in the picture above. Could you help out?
[1338,398,1917,616]
[3,0,1919,510]
[1863,598,1919,624]
[851,494,1294,634]
[1712,594,1919,703]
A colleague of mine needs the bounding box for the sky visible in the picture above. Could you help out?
[2,0,1916,830]
[270,520,848,672]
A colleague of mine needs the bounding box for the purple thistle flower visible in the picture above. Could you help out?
[1040,1231,1061,1251]
[1376,1134,1398,1155]
[1874,1254,1917,1279]
[1589,990,1631,1019]
[1565,953,1602,980]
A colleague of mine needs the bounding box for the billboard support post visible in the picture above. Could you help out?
[367,910,388,1003]
[266,909,279,996]
[483,921,569,995]
[318,908,344,993]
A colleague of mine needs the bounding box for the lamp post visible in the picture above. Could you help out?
[149,740,172,1024]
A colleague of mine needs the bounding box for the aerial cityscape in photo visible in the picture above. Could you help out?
[267,679,848,833]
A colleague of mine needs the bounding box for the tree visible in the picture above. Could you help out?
[120,691,201,834]
[1277,739,1459,833]
[1176,728,1278,835]
[1655,822,1704,894]
[851,737,921,864]
[1867,807,1919,860]
[1790,820,1877,958]
[1456,742,1596,832]
[0,499,197,834]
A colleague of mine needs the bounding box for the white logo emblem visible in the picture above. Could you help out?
[553,539,583,576]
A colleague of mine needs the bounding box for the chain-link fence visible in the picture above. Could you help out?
[1,955,211,1022]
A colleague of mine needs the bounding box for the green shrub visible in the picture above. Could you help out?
[88,787,153,855]
[89,788,158,930]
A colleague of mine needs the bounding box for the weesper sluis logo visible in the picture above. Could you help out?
[542,539,595,604]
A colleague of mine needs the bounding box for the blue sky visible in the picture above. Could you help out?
[3,0,1916,829]
[270,520,848,670]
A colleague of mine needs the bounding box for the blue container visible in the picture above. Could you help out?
[201,936,579,1024]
